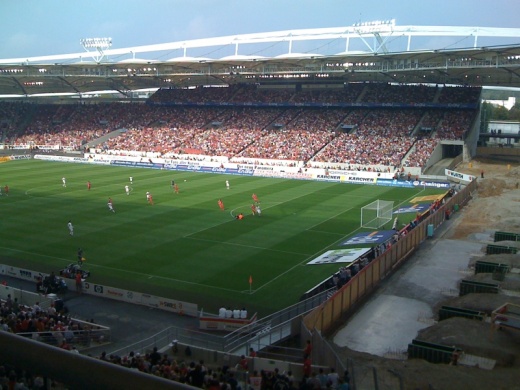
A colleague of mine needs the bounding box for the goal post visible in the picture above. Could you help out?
[361,199,394,229]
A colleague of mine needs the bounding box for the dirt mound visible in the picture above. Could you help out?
[449,160,520,239]
[478,178,508,197]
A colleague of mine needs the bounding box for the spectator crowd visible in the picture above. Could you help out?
[0,83,480,171]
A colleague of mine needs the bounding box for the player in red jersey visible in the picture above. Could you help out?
[218,199,225,211]
[174,183,179,194]
[251,203,257,216]
[3,184,8,196]
[87,181,91,191]
[252,193,259,203]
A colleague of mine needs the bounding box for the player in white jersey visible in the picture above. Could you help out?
[125,185,130,195]
[226,180,230,190]
[62,177,67,187]
[107,197,115,213]
[67,221,74,236]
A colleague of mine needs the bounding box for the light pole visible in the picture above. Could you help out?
[80,37,112,63]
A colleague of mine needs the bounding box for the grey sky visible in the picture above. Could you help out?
[0,0,518,59]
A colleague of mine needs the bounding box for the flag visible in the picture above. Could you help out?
[249,275,253,285]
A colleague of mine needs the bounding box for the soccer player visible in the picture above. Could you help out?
[125,185,130,195]
[107,198,115,213]
[146,191,154,204]
[252,193,259,203]
[171,179,175,189]
[174,183,179,194]
[226,180,230,190]
[3,185,8,196]
[62,177,67,187]
[67,221,74,236]
[218,199,225,211]
[251,203,257,216]
[87,181,91,191]
[256,204,262,216]
[129,176,133,184]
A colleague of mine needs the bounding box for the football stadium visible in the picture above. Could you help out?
[1,19,520,389]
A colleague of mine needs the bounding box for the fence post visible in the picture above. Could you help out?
[372,366,379,390]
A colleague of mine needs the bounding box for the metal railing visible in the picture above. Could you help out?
[223,287,335,351]
[104,286,335,357]
[17,326,111,349]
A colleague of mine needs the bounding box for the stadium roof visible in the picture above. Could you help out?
[1,23,520,97]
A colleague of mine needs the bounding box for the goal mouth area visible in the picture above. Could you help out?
[361,199,394,229]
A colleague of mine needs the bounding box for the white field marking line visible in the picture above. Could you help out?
[306,230,346,236]
[305,192,410,235]
[306,204,358,231]
[25,182,134,198]
[299,187,405,234]
[0,245,242,293]
[25,187,59,197]
[251,187,428,294]
[87,263,242,293]
[183,236,309,256]
[0,245,90,265]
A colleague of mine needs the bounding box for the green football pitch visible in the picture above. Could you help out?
[0,159,446,316]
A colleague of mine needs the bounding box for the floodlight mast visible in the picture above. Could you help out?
[80,37,112,63]
[352,19,395,54]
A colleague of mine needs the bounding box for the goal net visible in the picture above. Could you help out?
[361,199,394,229]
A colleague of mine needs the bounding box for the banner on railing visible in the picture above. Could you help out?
[341,231,395,246]
[445,169,476,183]
[393,203,431,214]
[307,248,371,265]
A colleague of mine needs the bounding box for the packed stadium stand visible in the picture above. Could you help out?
[0,83,481,174]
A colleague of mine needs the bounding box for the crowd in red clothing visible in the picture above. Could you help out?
[7,103,154,149]
[1,84,479,170]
